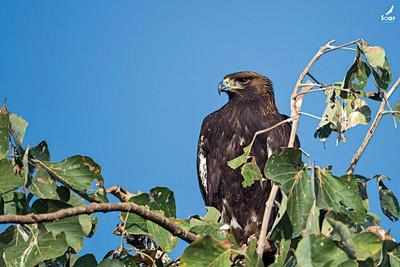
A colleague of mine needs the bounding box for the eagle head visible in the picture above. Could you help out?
[218,71,273,99]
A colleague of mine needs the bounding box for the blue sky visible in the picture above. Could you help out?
[1,0,399,259]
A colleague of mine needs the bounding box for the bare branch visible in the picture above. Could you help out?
[347,77,400,174]
[248,117,295,153]
[257,39,361,259]
[0,200,199,244]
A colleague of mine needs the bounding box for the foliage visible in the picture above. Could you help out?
[0,39,398,267]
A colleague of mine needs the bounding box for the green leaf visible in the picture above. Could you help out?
[148,187,176,217]
[0,107,9,160]
[270,239,290,267]
[344,48,371,91]
[304,202,320,236]
[245,238,264,267]
[344,98,371,131]
[180,236,233,267]
[314,98,344,141]
[227,144,251,170]
[338,260,358,267]
[377,176,400,221]
[30,141,50,161]
[351,232,382,260]
[2,191,28,215]
[295,235,350,267]
[123,187,178,252]
[3,228,69,267]
[98,259,125,267]
[29,169,58,199]
[389,247,400,267]
[315,168,366,223]
[265,149,313,236]
[73,254,98,267]
[359,43,392,90]
[264,148,303,194]
[9,113,28,145]
[241,158,263,188]
[0,159,24,193]
[31,199,93,252]
[39,155,102,192]
[188,207,224,240]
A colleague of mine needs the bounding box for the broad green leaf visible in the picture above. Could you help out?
[3,228,69,267]
[123,188,178,252]
[98,259,125,267]
[148,187,176,217]
[188,207,223,240]
[39,155,102,192]
[286,169,313,236]
[0,159,24,193]
[304,202,320,236]
[343,98,371,131]
[338,260,358,267]
[31,199,93,252]
[389,247,400,267]
[9,113,28,145]
[227,144,251,169]
[295,235,350,267]
[203,206,221,223]
[0,107,9,160]
[351,232,382,260]
[265,149,313,236]
[314,98,344,141]
[2,191,27,215]
[264,148,303,194]
[377,176,400,221]
[361,45,386,68]
[73,254,98,267]
[180,235,233,267]
[29,169,58,199]
[359,43,392,90]
[270,239,290,267]
[315,168,366,223]
[244,238,264,267]
[30,141,50,161]
[344,48,370,91]
[240,158,263,187]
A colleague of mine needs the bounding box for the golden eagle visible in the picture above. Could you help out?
[197,71,297,244]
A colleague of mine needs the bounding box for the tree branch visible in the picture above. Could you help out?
[257,39,361,259]
[347,77,400,174]
[0,187,199,244]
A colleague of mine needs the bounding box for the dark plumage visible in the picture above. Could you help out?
[197,71,297,245]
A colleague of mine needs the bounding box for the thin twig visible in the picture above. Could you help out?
[299,112,322,121]
[0,200,198,244]
[347,77,400,174]
[248,117,295,152]
[296,87,352,97]
[256,186,279,257]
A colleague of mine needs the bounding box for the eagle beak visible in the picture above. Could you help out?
[218,80,229,95]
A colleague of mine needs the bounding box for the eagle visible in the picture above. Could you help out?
[197,71,298,245]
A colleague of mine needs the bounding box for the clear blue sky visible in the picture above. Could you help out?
[1,0,399,259]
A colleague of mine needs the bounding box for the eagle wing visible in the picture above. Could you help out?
[196,112,219,207]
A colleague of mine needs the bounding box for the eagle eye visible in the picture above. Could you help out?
[237,78,251,84]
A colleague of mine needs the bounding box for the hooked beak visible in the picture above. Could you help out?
[218,81,229,95]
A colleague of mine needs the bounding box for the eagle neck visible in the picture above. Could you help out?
[229,93,278,114]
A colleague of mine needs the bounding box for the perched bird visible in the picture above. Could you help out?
[197,71,298,245]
